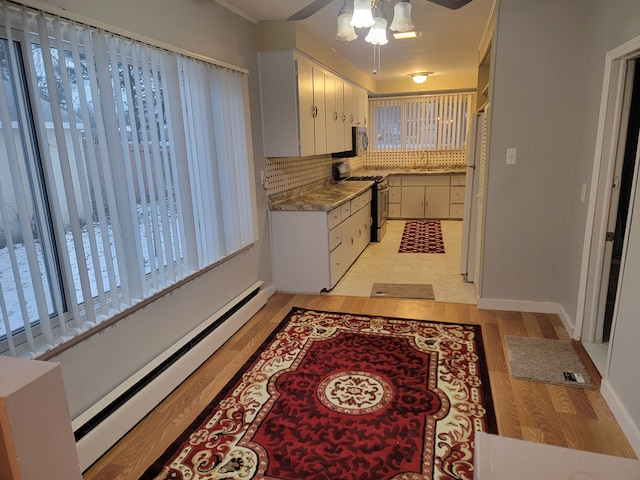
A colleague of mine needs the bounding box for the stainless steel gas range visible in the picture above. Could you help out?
[334,162,388,242]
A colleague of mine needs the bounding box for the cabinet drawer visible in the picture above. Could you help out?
[389,186,401,204]
[450,186,466,204]
[402,174,450,187]
[340,201,351,219]
[389,176,401,187]
[389,203,401,217]
[328,207,342,230]
[450,204,464,218]
[361,188,372,204]
[329,224,342,251]
[451,174,466,186]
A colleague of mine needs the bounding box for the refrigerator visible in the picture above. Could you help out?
[460,112,486,283]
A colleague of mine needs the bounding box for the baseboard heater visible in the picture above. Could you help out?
[74,280,271,471]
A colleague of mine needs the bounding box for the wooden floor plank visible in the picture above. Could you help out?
[82,294,636,479]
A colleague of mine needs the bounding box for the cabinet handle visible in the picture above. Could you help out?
[350,114,354,124]
[311,105,318,118]
[333,111,338,121]
[342,113,346,123]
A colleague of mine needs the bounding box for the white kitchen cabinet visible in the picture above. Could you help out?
[400,175,450,219]
[258,51,328,157]
[259,50,364,157]
[389,174,465,219]
[343,81,356,128]
[450,174,466,219]
[270,190,371,293]
[356,87,368,127]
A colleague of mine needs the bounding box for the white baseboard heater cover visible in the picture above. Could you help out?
[74,280,269,471]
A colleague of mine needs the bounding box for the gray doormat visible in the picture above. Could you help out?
[506,336,595,389]
[370,283,435,300]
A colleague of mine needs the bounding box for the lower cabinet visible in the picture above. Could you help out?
[270,190,371,293]
[389,174,464,219]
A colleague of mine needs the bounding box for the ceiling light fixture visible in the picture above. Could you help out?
[409,72,432,84]
[336,1,358,41]
[389,0,413,32]
[338,0,416,45]
[350,0,375,28]
[393,30,421,40]
[365,0,388,45]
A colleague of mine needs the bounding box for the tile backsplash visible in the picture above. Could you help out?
[264,150,466,197]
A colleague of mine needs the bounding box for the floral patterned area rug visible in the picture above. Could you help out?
[141,307,497,480]
[399,220,446,253]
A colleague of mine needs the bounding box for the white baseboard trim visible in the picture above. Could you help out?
[75,281,272,472]
[556,304,576,340]
[601,379,640,458]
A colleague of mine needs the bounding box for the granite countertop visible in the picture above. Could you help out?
[269,179,374,211]
[268,167,467,212]
[353,166,467,177]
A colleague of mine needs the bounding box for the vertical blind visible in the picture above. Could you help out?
[371,93,474,151]
[0,2,257,357]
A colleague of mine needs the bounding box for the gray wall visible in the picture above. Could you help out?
[18,0,273,419]
[483,0,640,448]
[481,0,588,305]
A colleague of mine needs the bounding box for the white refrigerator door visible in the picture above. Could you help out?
[460,113,482,279]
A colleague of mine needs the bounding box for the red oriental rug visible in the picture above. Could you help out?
[399,221,445,253]
[141,308,497,480]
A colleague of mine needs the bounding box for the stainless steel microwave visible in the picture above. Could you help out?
[332,127,368,158]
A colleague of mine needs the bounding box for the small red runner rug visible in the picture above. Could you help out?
[399,221,445,253]
[141,308,497,480]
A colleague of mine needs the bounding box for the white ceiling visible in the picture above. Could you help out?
[216,0,493,87]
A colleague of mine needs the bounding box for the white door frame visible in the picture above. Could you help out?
[575,35,640,346]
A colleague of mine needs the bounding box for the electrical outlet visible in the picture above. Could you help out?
[506,148,517,165]
[581,183,587,202]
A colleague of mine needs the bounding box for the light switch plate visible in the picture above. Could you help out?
[506,148,517,165]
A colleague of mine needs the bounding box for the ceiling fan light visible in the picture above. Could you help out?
[350,0,375,28]
[389,0,413,32]
[336,5,358,41]
[365,17,388,45]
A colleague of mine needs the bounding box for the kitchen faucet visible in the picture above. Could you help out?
[420,150,430,170]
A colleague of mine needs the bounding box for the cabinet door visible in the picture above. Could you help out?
[296,59,316,157]
[401,186,425,218]
[330,244,343,287]
[344,82,356,128]
[426,186,450,218]
[312,67,327,155]
[325,74,338,153]
[356,87,368,126]
[334,77,346,151]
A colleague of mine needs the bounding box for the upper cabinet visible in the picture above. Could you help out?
[258,50,364,158]
[356,88,368,127]
[476,3,495,113]
[476,45,491,112]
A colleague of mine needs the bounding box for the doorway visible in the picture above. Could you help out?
[601,58,640,343]
[578,37,640,374]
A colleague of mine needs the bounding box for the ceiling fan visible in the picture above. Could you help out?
[287,0,474,21]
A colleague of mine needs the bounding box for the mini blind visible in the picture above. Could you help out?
[371,92,474,151]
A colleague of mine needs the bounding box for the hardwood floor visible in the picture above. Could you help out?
[82,293,637,479]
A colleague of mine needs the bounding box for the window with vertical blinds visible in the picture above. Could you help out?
[371,93,474,151]
[0,1,257,358]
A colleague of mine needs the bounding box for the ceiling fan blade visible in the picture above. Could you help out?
[427,0,474,9]
[287,0,335,21]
